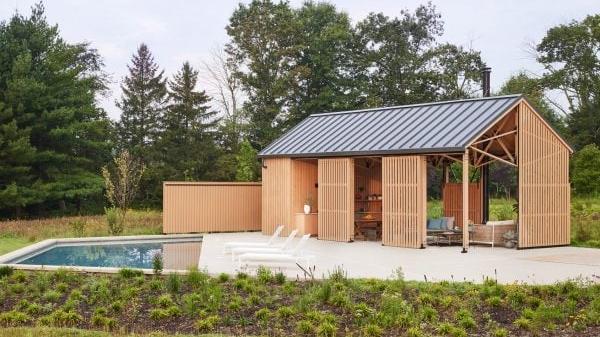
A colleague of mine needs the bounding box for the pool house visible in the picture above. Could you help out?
[163,93,572,252]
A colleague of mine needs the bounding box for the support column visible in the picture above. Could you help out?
[462,150,469,253]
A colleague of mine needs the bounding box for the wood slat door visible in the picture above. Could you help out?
[442,182,483,228]
[318,158,354,242]
[518,101,571,248]
[382,156,427,248]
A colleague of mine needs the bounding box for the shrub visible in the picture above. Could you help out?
[69,219,86,237]
[236,271,248,279]
[487,295,502,307]
[514,317,532,330]
[0,266,14,278]
[196,315,219,332]
[11,270,27,283]
[157,294,175,308]
[406,327,424,337]
[187,268,208,288]
[255,307,271,320]
[316,321,336,337]
[110,300,123,313]
[274,271,286,284]
[492,327,509,337]
[10,283,25,294]
[455,308,476,330]
[43,290,61,303]
[39,309,82,327]
[316,282,332,303]
[362,324,383,337]
[328,266,347,283]
[149,306,181,319]
[104,207,122,235]
[256,266,273,283]
[119,268,143,278]
[277,306,295,319]
[571,144,600,196]
[0,310,31,326]
[166,273,181,293]
[217,273,230,283]
[420,305,438,322]
[296,319,314,334]
[152,252,163,275]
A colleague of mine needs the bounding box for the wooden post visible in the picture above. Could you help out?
[462,150,469,253]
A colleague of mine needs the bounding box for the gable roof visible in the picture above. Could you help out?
[259,94,524,158]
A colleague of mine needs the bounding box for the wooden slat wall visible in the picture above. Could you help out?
[291,160,319,215]
[382,156,427,248]
[261,158,293,236]
[442,183,483,227]
[318,158,354,242]
[163,182,261,233]
[518,101,571,248]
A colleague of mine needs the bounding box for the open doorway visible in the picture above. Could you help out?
[353,157,382,241]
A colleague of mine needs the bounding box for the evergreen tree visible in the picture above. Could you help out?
[116,43,167,159]
[158,62,219,181]
[0,4,111,216]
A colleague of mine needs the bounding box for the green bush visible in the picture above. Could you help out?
[118,268,143,278]
[166,273,181,293]
[217,273,230,282]
[277,305,295,319]
[492,327,509,337]
[69,219,86,237]
[186,267,208,288]
[104,207,122,235]
[43,290,61,303]
[39,309,82,327]
[0,266,14,278]
[152,252,163,275]
[362,323,383,337]
[196,315,219,332]
[255,307,271,320]
[316,321,336,337]
[256,266,273,283]
[11,270,27,283]
[274,271,286,284]
[296,319,314,334]
[157,294,174,308]
[0,310,31,326]
[572,144,600,196]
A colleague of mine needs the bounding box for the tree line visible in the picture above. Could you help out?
[0,2,599,218]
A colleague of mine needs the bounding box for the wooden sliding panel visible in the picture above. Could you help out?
[261,158,293,236]
[518,101,571,248]
[442,183,483,227]
[382,156,427,248]
[163,182,261,233]
[318,158,354,242]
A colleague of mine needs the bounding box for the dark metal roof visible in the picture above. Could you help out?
[258,94,523,158]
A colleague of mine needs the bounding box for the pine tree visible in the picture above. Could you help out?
[116,44,167,159]
[156,62,219,182]
[0,4,111,216]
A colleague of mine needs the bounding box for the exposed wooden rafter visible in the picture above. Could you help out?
[469,146,517,167]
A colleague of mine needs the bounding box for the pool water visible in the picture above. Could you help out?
[15,240,202,270]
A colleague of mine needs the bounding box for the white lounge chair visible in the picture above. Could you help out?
[223,225,284,253]
[237,234,314,268]
[231,229,298,261]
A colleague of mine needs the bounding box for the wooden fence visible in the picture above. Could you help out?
[163,182,262,234]
[442,182,483,227]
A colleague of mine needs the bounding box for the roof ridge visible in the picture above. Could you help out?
[309,94,523,117]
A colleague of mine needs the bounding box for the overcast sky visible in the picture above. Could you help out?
[1,0,599,120]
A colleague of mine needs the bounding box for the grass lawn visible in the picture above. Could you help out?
[0,267,599,336]
[0,327,226,337]
[0,210,162,255]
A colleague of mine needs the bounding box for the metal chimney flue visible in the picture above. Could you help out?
[482,67,491,97]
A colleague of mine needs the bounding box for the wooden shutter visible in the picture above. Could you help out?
[382,156,427,248]
[318,158,354,242]
[518,101,571,248]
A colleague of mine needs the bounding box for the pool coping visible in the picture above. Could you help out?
[0,234,203,274]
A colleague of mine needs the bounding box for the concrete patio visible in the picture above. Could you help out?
[199,232,600,284]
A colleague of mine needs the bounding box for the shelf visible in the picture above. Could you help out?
[355,199,382,202]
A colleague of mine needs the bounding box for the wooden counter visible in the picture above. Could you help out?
[295,213,318,236]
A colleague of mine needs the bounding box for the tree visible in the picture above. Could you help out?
[354,4,444,106]
[236,139,259,181]
[226,0,298,150]
[102,150,145,234]
[0,3,111,216]
[498,72,567,137]
[536,14,600,149]
[427,43,484,99]
[571,144,600,196]
[285,2,358,127]
[116,44,167,158]
[0,103,37,217]
[158,61,219,181]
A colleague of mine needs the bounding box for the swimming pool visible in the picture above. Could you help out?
[0,235,202,272]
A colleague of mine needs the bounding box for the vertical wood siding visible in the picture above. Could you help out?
[382,156,427,248]
[163,182,261,233]
[518,101,571,248]
[261,158,293,236]
[318,158,354,242]
[442,183,483,227]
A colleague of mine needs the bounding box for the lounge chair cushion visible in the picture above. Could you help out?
[442,217,455,230]
[427,218,443,230]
